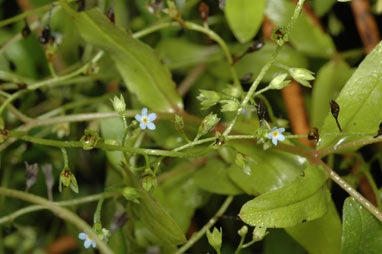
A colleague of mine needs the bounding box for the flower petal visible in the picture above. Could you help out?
[135,114,142,121]
[267,132,273,139]
[272,137,278,145]
[79,233,87,240]
[140,122,147,130]
[147,122,156,130]
[271,127,278,131]
[148,113,157,121]
[278,134,285,141]
[84,239,91,249]
[91,240,96,248]
[278,128,285,133]
[141,108,148,116]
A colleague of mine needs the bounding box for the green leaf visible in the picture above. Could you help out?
[209,43,308,83]
[193,159,243,195]
[286,197,342,254]
[239,165,328,228]
[266,0,336,58]
[311,60,353,129]
[61,2,183,112]
[228,141,307,195]
[341,197,382,254]
[264,229,306,254]
[318,41,382,150]
[154,168,209,232]
[156,38,222,69]
[126,168,187,245]
[225,0,266,43]
[313,0,337,17]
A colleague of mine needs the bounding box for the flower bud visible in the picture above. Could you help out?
[197,90,221,109]
[196,113,220,139]
[220,100,240,112]
[206,227,222,253]
[122,187,140,203]
[289,68,315,88]
[174,114,185,132]
[142,168,157,192]
[238,225,248,237]
[0,129,8,143]
[111,95,126,115]
[223,86,242,98]
[268,73,290,90]
[59,169,79,193]
[80,130,100,150]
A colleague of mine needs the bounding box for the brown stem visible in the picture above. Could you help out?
[351,0,380,53]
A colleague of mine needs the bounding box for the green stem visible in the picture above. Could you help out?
[319,136,382,158]
[0,51,104,115]
[0,192,118,225]
[175,195,234,254]
[61,148,69,168]
[0,187,113,254]
[94,197,105,224]
[362,169,382,210]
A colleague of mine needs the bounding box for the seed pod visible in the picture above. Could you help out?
[330,100,342,132]
[246,40,265,53]
[308,127,319,142]
[21,22,31,38]
[257,100,266,125]
[374,122,382,138]
[107,7,115,24]
[40,25,51,44]
[199,2,209,22]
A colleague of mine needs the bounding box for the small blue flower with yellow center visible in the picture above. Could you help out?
[267,127,285,145]
[78,232,96,249]
[135,108,157,130]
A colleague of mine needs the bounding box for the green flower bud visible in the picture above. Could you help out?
[222,86,242,98]
[197,113,220,139]
[59,169,79,193]
[252,226,267,241]
[80,130,100,150]
[122,187,140,203]
[110,95,126,115]
[206,227,222,253]
[289,68,315,88]
[142,168,157,192]
[167,0,179,18]
[0,129,8,143]
[174,114,185,132]
[238,225,248,237]
[220,100,240,112]
[268,73,290,90]
[197,90,221,109]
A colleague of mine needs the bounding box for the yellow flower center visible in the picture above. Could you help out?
[142,117,149,124]
[272,131,279,138]
[87,235,92,240]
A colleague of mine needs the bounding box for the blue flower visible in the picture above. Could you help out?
[78,232,96,249]
[135,108,157,130]
[267,127,285,145]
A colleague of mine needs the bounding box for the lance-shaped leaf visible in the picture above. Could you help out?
[340,197,382,254]
[61,2,183,112]
[318,41,382,150]
[239,165,328,228]
[225,0,266,43]
[125,167,186,245]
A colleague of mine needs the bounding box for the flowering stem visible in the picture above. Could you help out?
[0,187,114,254]
[61,148,69,168]
[175,195,234,254]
